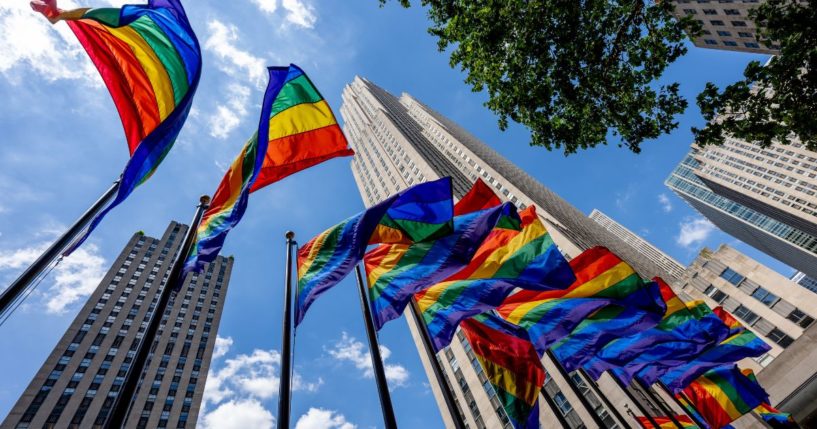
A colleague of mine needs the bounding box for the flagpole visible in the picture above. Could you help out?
[544,349,608,429]
[354,265,398,429]
[578,368,632,429]
[539,390,570,429]
[609,372,660,429]
[635,378,684,429]
[663,384,709,429]
[278,231,296,429]
[0,179,120,318]
[104,194,210,429]
[409,299,467,429]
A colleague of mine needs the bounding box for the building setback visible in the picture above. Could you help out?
[341,76,706,429]
[589,210,687,282]
[1,222,232,429]
[666,148,817,279]
[669,0,779,54]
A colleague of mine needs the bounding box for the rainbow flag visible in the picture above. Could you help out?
[754,403,799,429]
[498,247,659,355]
[460,313,545,429]
[660,330,771,393]
[415,206,574,350]
[32,0,202,255]
[636,415,697,429]
[583,278,731,380]
[184,64,354,275]
[713,307,743,335]
[364,185,520,330]
[296,178,454,325]
[551,280,665,372]
[680,366,769,429]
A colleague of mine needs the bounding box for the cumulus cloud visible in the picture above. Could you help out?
[204,20,266,87]
[208,83,251,139]
[200,338,322,427]
[658,193,673,213]
[295,408,356,429]
[281,0,317,28]
[201,399,275,429]
[327,332,410,388]
[676,217,717,248]
[0,1,97,84]
[250,0,278,14]
[0,242,106,313]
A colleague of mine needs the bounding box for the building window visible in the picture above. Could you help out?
[720,268,745,286]
[705,39,719,45]
[710,20,725,26]
[744,42,760,48]
[766,328,794,348]
[724,41,738,46]
[787,309,815,328]
[704,285,728,303]
[731,20,747,27]
[750,287,779,307]
[717,30,732,36]
[732,305,759,325]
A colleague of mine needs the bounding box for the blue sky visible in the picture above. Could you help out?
[0,1,785,428]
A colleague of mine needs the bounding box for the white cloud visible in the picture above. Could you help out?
[0,1,97,84]
[295,408,356,429]
[208,83,251,139]
[327,332,410,388]
[201,399,275,429]
[282,0,317,28]
[676,217,717,248]
[0,242,106,313]
[201,340,322,427]
[250,0,278,14]
[658,193,673,213]
[214,336,234,359]
[615,184,637,211]
[204,20,266,87]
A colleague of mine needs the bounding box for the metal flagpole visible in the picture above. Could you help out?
[544,349,608,429]
[609,372,660,429]
[635,378,684,429]
[408,299,467,429]
[578,368,633,429]
[104,194,210,429]
[354,265,398,429]
[0,180,120,318]
[278,231,296,429]
[539,389,570,429]
[666,385,709,429]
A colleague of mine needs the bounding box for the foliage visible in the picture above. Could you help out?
[381,0,699,154]
[694,0,817,151]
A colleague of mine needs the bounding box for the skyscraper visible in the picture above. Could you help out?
[1,222,232,429]
[666,147,817,279]
[589,210,687,282]
[669,0,779,54]
[341,76,703,429]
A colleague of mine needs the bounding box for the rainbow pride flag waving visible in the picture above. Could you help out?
[184,64,354,276]
[32,0,202,255]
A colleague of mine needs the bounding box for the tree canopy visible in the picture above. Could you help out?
[382,0,699,155]
[694,0,817,151]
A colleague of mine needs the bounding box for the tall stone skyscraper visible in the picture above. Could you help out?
[666,146,817,279]
[340,76,704,429]
[669,0,779,54]
[2,222,232,429]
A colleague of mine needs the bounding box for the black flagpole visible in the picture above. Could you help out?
[609,372,660,429]
[0,180,120,318]
[104,194,210,429]
[408,298,467,429]
[544,349,608,429]
[658,381,709,429]
[354,265,398,429]
[578,368,632,429]
[635,378,684,429]
[278,231,296,429]
[539,389,570,428]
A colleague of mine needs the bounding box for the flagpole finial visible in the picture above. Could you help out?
[286,231,295,240]
[199,195,211,205]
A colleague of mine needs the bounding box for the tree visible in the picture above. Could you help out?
[694,0,816,151]
[381,0,699,154]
